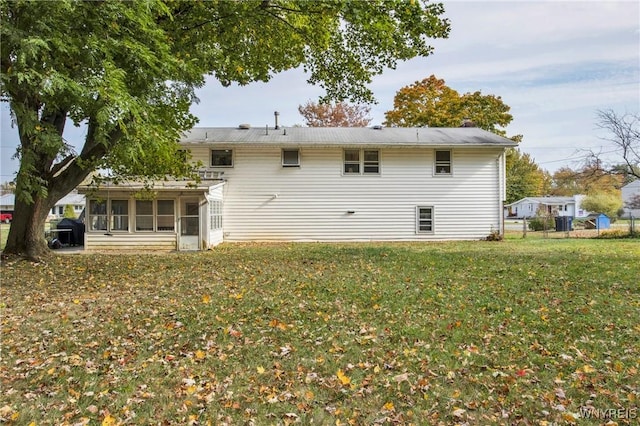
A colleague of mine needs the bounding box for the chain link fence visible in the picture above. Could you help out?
[504,216,638,239]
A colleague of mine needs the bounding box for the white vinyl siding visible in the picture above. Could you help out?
[195,146,503,241]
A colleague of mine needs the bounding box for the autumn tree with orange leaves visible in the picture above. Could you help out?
[383,75,513,136]
[298,101,372,127]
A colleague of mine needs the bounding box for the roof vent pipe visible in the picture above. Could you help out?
[274,111,280,130]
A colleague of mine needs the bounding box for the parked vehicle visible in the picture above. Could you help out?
[0,212,12,223]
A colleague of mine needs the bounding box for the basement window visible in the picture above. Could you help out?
[416,206,434,233]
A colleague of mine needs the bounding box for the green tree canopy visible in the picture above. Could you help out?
[505,148,551,204]
[581,193,623,219]
[0,0,450,258]
[383,75,514,136]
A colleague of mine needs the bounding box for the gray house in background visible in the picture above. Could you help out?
[621,180,640,218]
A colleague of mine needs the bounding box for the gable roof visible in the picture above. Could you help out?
[181,126,518,148]
[622,180,640,190]
[505,196,577,207]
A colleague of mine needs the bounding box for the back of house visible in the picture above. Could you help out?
[80,125,517,251]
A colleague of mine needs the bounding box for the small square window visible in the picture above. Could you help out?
[435,150,451,174]
[282,149,300,167]
[211,149,233,167]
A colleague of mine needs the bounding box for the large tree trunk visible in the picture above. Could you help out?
[3,156,96,261]
[4,194,52,261]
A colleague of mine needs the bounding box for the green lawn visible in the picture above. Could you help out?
[1,240,638,425]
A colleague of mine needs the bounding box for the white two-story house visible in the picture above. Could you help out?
[79,125,517,251]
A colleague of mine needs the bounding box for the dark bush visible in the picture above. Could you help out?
[527,216,553,231]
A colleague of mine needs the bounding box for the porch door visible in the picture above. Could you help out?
[179,199,200,250]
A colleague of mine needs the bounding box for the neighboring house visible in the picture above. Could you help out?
[0,192,85,220]
[78,125,517,251]
[505,195,589,219]
[48,191,86,220]
[621,180,640,218]
[0,193,14,214]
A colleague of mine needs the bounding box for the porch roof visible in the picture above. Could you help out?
[77,180,225,194]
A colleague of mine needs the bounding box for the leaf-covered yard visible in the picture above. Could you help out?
[1,240,638,425]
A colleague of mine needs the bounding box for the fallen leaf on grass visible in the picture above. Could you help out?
[452,407,466,418]
[337,369,351,386]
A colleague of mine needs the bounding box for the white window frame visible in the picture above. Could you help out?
[282,149,300,167]
[434,150,452,175]
[211,149,234,167]
[416,206,434,234]
[343,149,380,175]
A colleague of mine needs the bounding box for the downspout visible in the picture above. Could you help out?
[498,152,505,237]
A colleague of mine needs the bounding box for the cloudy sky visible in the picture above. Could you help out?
[1,0,639,181]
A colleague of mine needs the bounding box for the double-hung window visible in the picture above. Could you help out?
[416,206,434,233]
[435,150,452,175]
[211,149,233,167]
[344,149,379,175]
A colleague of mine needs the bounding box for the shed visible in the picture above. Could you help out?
[584,213,610,230]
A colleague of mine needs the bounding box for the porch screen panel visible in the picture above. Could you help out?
[110,200,129,231]
[136,200,153,231]
[157,200,175,231]
[89,200,107,231]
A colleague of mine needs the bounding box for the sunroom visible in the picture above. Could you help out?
[78,180,225,251]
